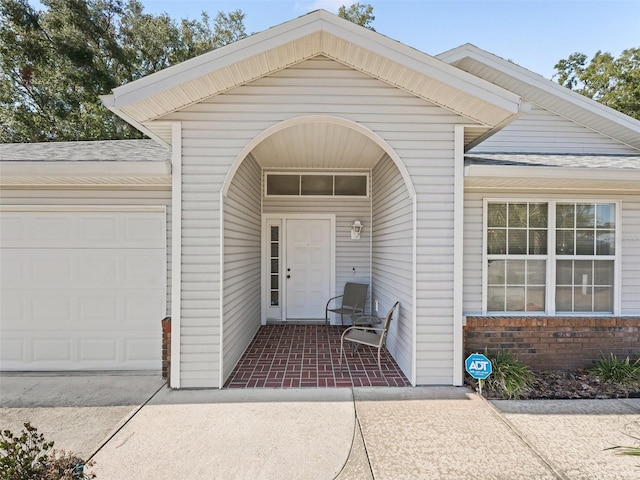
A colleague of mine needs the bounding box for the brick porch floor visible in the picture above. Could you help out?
[224,324,410,388]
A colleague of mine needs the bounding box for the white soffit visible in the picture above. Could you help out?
[102,10,523,144]
[437,44,640,151]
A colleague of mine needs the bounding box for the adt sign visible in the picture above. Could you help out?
[465,353,492,380]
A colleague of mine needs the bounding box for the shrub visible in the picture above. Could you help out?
[0,423,95,480]
[591,353,640,387]
[481,349,535,399]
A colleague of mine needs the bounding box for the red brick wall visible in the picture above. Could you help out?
[464,316,640,371]
[161,317,171,383]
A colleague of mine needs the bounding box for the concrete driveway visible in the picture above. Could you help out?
[3,375,640,479]
[0,372,165,458]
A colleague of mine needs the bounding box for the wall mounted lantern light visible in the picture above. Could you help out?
[351,220,363,240]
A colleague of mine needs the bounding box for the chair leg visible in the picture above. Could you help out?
[339,337,345,369]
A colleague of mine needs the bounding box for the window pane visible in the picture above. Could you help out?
[487,260,505,284]
[487,287,505,311]
[574,260,592,286]
[270,275,279,289]
[594,261,614,285]
[270,242,279,257]
[529,203,548,228]
[529,230,547,255]
[270,226,279,241]
[556,260,573,285]
[267,175,299,195]
[596,204,615,228]
[508,230,527,254]
[508,203,527,228]
[596,231,615,255]
[575,204,595,228]
[487,203,507,227]
[270,259,279,273]
[506,260,525,285]
[527,260,546,284]
[335,176,367,196]
[556,230,574,255]
[556,204,575,228]
[487,229,506,254]
[576,231,595,255]
[301,175,333,195]
[556,286,573,311]
[505,286,525,310]
[574,286,593,311]
[594,287,613,312]
[526,287,545,311]
[270,291,279,306]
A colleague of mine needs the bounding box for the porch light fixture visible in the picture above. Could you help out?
[351,220,363,240]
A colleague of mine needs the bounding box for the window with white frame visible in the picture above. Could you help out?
[485,201,617,314]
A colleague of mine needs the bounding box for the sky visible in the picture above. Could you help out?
[134,0,639,80]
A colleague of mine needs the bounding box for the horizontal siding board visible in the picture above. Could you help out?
[472,105,639,154]
[372,155,415,382]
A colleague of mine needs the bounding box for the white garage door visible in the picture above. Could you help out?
[0,207,166,371]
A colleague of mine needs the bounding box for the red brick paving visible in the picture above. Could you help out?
[224,324,410,389]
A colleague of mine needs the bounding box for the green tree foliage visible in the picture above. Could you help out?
[338,2,375,30]
[0,0,247,142]
[554,48,640,120]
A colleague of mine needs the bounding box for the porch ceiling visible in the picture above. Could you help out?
[250,122,386,169]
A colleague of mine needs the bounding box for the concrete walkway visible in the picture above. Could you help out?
[2,374,640,479]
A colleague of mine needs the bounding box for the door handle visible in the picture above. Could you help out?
[287,275,291,279]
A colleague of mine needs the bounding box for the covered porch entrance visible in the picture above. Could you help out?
[221,115,417,387]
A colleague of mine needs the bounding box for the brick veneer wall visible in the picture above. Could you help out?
[161,317,171,383]
[464,316,640,371]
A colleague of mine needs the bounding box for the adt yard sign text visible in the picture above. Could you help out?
[465,353,492,380]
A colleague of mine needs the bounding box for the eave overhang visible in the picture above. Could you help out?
[465,164,640,194]
[438,44,640,151]
[0,161,171,190]
[102,10,524,147]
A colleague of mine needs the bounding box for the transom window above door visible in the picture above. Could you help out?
[484,200,619,315]
[265,172,368,197]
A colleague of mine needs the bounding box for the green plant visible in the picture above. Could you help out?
[0,423,95,480]
[481,349,535,399]
[591,353,640,386]
[606,434,640,456]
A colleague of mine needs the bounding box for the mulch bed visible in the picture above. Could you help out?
[466,369,640,400]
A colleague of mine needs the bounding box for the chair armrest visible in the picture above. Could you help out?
[325,294,344,309]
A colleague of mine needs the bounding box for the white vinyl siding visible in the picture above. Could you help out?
[0,189,172,315]
[222,154,262,382]
[464,192,640,315]
[621,201,640,313]
[164,56,473,387]
[471,105,639,155]
[372,155,414,381]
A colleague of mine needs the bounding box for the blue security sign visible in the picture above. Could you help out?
[465,353,493,380]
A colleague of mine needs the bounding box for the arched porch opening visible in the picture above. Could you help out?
[220,116,416,386]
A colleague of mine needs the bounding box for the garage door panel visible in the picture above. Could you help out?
[0,208,166,371]
[33,338,72,361]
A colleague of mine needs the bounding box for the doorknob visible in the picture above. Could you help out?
[287,275,291,279]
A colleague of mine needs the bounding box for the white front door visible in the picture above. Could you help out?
[285,219,332,319]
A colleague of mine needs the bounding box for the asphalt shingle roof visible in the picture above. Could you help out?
[465,153,640,170]
[0,139,170,162]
